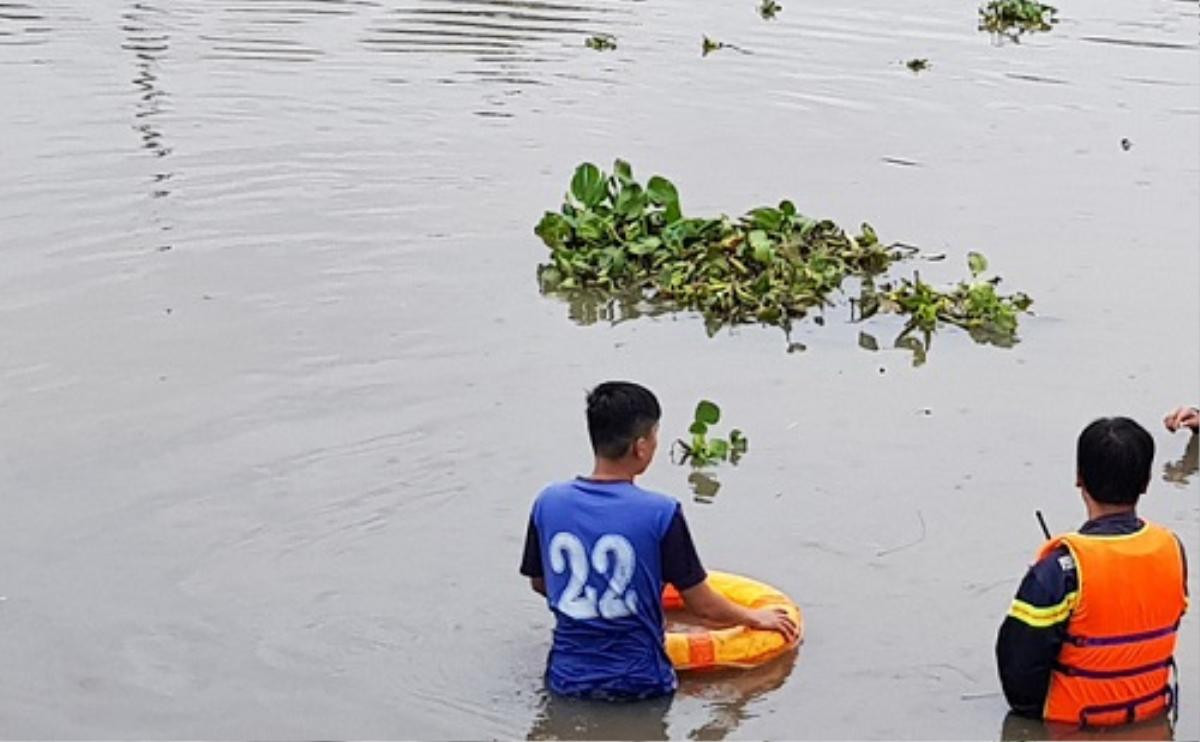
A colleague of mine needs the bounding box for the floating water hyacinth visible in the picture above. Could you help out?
[534,160,1033,348]
[584,34,616,51]
[672,400,748,468]
[979,0,1057,41]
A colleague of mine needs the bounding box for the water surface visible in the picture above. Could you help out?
[1,0,1197,738]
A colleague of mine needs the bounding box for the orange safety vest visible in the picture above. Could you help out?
[1037,521,1187,727]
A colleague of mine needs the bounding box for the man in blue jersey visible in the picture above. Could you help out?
[520,381,798,699]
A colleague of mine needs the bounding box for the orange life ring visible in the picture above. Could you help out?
[663,570,803,671]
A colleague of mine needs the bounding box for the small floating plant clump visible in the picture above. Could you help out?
[701,35,749,56]
[758,0,782,20]
[585,34,617,51]
[857,252,1034,347]
[979,0,1057,40]
[673,400,748,468]
[534,160,1034,348]
[905,58,929,73]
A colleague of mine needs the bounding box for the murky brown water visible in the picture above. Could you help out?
[1,0,1197,738]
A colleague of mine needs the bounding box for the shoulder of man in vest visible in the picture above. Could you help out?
[1008,545,1079,629]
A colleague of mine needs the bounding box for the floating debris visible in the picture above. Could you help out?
[906,58,930,73]
[979,0,1057,41]
[758,0,782,20]
[584,34,616,51]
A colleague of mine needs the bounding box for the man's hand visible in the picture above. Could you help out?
[747,606,800,643]
[1164,406,1200,433]
[680,581,800,643]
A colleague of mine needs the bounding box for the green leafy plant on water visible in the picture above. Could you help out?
[758,0,782,20]
[536,160,898,335]
[978,0,1057,40]
[585,34,616,51]
[856,252,1034,349]
[535,161,1033,348]
[702,35,749,56]
[906,58,929,73]
[673,400,748,467]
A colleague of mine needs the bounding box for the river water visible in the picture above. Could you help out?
[1,0,1197,738]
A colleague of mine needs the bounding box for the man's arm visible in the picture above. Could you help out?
[681,581,800,642]
[661,506,799,643]
[996,548,1075,718]
[519,516,545,596]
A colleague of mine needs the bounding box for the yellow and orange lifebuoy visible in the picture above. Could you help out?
[662,570,803,671]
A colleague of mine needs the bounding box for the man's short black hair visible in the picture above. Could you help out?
[1077,417,1154,505]
[586,381,661,459]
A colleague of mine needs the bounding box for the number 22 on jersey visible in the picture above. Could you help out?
[548,531,639,620]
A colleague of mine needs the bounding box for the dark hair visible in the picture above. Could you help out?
[586,381,661,459]
[1077,417,1154,505]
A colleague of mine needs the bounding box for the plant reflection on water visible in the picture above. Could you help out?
[1162,434,1198,487]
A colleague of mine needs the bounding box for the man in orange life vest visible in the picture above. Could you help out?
[996,417,1189,727]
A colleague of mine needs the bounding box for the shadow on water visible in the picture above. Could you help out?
[525,652,797,741]
[201,0,332,63]
[1162,434,1198,487]
[1000,711,1175,741]
[123,3,172,160]
[527,693,672,741]
[363,0,628,91]
[122,2,175,251]
[542,287,673,328]
[544,285,977,364]
[0,1,49,46]
[686,471,721,503]
[677,652,797,741]
[543,273,1018,361]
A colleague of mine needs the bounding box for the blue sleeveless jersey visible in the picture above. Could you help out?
[530,478,680,698]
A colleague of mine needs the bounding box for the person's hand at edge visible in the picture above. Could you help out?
[1164,406,1200,433]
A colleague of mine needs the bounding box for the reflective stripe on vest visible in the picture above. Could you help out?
[1036,522,1186,727]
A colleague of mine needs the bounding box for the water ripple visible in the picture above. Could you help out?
[0,1,50,45]
[1079,35,1198,50]
[362,0,628,85]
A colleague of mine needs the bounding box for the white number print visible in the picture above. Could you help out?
[593,534,639,619]
[549,532,598,620]
[548,532,639,620]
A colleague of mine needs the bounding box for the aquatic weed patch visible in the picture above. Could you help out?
[536,160,894,331]
[534,161,1033,349]
[702,36,725,56]
[758,0,782,20]
[585,34,616,51]
[979,0,1057,41]
[856,253,1033,348]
